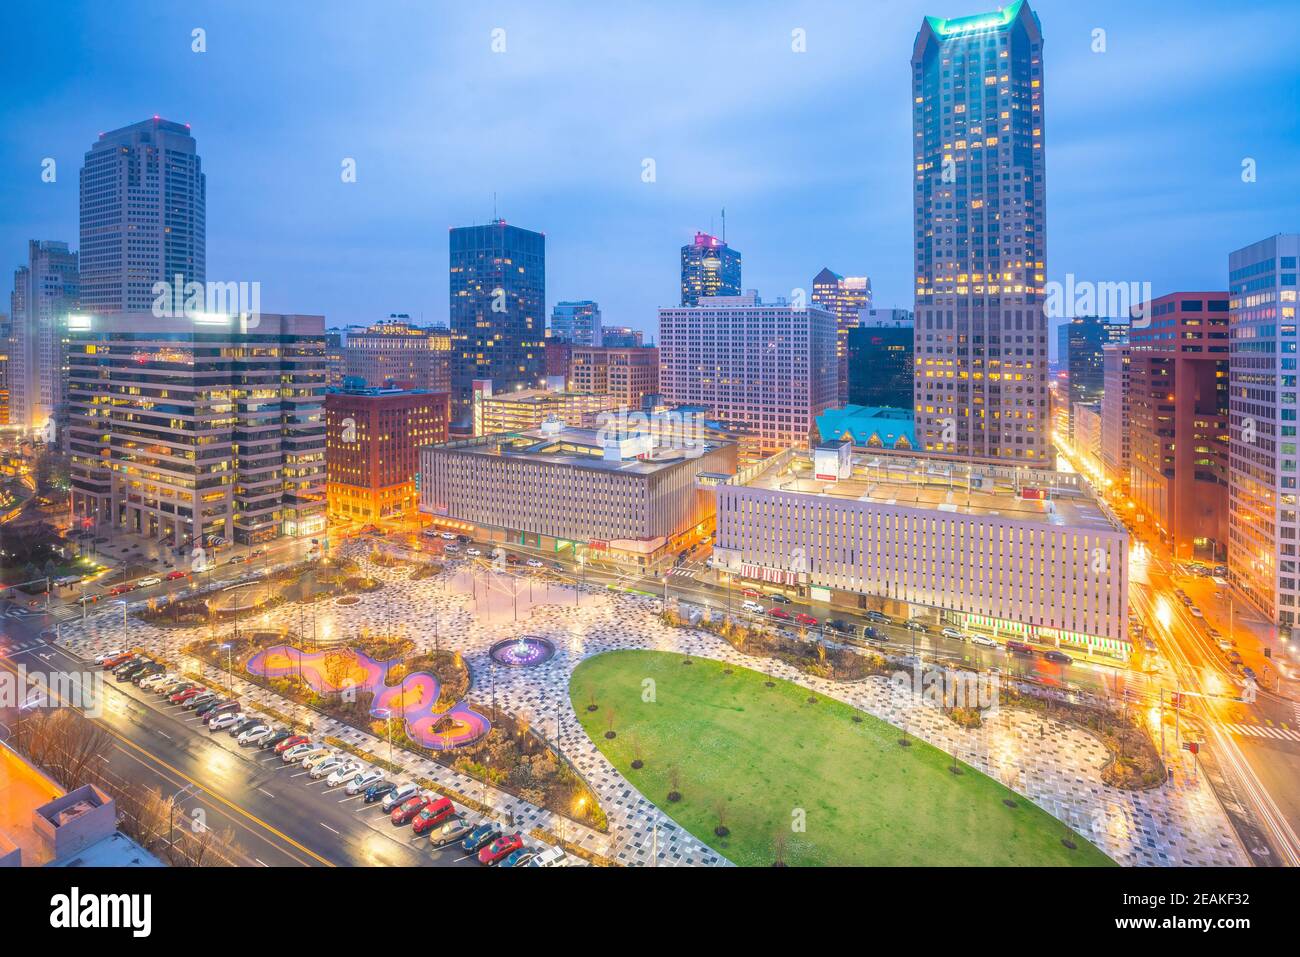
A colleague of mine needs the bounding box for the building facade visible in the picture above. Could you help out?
[325,386,449,523]
[1228,234,1300,625]
[1128,292,1230,561]
[65,312,327,546]
[567,345,660,409]
[1058,316,1128,438]
[680,232,741,306]
[712,448,1130,658]
[79,117,205,314]
[8,240,79,434]
[600,326,643,348]
[912,1,1049,464]
[658,293,837,458]
[550,300,602,346]
[343,318,450,392]
[473,384,621,436]
[846,312,914,409]
[449,220,545,429]
[420,427,736,566]
[811,268,873,403]
[1099,342,1131,495]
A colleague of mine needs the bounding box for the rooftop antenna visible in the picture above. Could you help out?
[492,192,497,220]
[721,207,726,243]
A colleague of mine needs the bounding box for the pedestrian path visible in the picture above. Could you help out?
[0,635,45,656]
[1222,722,1300,743]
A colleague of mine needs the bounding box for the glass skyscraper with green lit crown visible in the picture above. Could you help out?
[911,1,1048,464]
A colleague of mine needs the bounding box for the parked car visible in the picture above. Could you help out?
[767,607,792,621]
[969,635,999,648]
[740,600,765,614]
[411,797,456,835]
[93,650,125,666]
[138,672,172,691]
[170,687,205,705]
[824,619,854,635]
[229,717,263,738]
[428,815,473,848]
[238,725,274,747]
[460,822,501,854]
[941,627,966,640]
[741,589,761,598]
[296,746,331,767]
[274,734,309,755]
[391,795,431,826]
[465,547,481,557]
[478,833,524,865]
[526,846,569,868]
[381,782,419,812]
[198,699,239,721]
[281,743,316,763]
[767,594,793,605]
[440,532,456,540]
[131,663,165,684]
[862,626,883,642]
[526,559,544,568]
[165,570,188,581]
[794,613,818,627]
[261,730,295,751]
[308,756,346,778]
[135,577,162,588]
[499,848,535,868]
[364,781,397,804]
[207,712,245,732]
[346,769,385,795]
[325,762,364,787]
[100,652,135,670]
[904,620,929,634]
[1042,650,1073,665]
[1006,641,1036,656]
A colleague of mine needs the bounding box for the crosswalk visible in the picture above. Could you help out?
[0,636,47,657]
[1222,722,1300,743]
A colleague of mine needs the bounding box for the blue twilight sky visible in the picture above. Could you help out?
[1,0,1298,352]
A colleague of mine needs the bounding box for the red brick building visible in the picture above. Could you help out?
[1128,292,1230,560]
[325,387,449,522]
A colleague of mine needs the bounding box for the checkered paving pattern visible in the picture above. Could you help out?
[56,541,1246,867]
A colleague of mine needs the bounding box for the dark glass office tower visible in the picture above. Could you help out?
[680,232,741,306]
[449,220,545,428]
[911,1,1048,464]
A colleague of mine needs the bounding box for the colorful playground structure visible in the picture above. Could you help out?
[245,644,490,750]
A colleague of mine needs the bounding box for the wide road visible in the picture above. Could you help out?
[0,615,480,868]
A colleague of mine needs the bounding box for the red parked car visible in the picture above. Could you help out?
[107,583,136,597]
[795,613,818,627]
[478,832,524,865]
[391,795,431,826]
[274,734,310,755]
[767,608,791,620]
[741,589,761,599]
[410,797,456,835]
[164,570,188,581]
[100,652,135,670]
[170,686,205,704]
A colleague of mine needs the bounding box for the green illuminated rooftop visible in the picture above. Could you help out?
[926,0,1022,38]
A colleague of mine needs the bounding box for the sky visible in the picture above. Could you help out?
[2,0,1298,354]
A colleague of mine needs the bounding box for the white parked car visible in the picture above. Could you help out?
[440,531,456,540]
[526,558,543,568]
[382,782,419,812]
[970,635,999,648]
[138,672,172,690]
[940,627,966,641]
[326,761,363,787]
[310,756,346,779]
[237,724,272,746]
[295,746,331,766]
[345,768,385,795]
[465,547,481,557]
[208,712,244,732]
[741,600,764,614]
[526,846,568,867]
[282,743,316,763]
[92,650,123,665]
[136,577,162,588]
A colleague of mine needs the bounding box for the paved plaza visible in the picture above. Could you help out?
[55,541,1247,867]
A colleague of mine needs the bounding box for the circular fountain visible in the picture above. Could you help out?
[489,635,556,667]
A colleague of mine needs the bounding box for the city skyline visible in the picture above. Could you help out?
[2,1,1297,351]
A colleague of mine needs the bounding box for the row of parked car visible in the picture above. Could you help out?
[95,650,571,867]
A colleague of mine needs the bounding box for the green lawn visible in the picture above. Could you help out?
[570,649,1114,867]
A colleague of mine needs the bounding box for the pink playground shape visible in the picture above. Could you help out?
[245,644,490,750]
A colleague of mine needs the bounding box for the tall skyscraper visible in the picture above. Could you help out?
[680,232,741,306]
[1099,342,1131,496]
[812,268,873,403]
[9,240,80,434]
[1228,234,1300,627]
[79,117,205,314]
[448,219,545,429]
[911,1,1048,463]
[1059,315,1128,437]
[550,300,603,346]
[659,293,837,458]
